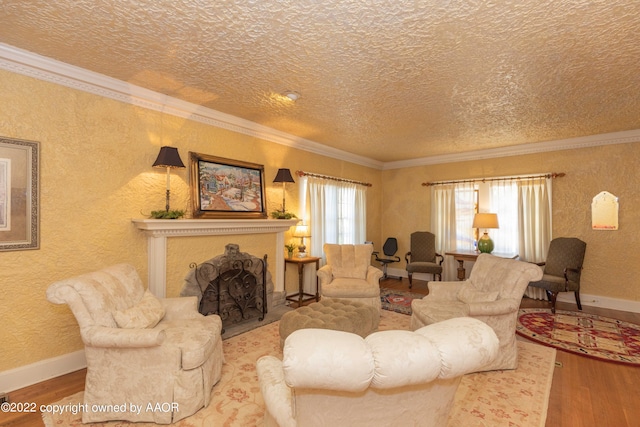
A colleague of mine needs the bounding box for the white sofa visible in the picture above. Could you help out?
[46,263,224,424]
[256,317,499,427]
[411,254,543,371]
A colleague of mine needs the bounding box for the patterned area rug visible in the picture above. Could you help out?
[516,308,640,366]
[43,310,555,427]
[379,287,425,314]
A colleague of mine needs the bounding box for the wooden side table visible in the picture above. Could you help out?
[284,256,321,307]
[445,250,519,280]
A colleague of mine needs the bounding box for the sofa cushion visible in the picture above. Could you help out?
[113,290,165,329]
[161,317,218,370]
[457,287,499,304]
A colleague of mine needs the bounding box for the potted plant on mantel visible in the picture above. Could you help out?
[271,210,297,220]
[149,209,185,219]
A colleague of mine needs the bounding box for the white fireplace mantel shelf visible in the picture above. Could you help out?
[132,218,298,297]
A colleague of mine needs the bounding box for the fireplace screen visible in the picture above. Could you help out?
[183,244,268,333]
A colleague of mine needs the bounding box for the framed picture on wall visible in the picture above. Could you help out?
[0,137,39,251]
[189,152,267,219]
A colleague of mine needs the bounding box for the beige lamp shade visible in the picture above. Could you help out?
[473,213,499,254]
[293,224,310,257]
[472,213,499,229]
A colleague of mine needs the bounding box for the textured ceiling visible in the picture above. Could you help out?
[1,0,639,162]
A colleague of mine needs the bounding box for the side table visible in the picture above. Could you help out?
[285,256,321,307]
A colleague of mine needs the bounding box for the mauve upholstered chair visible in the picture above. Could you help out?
[404,231,444,288]
[528,237,587,313]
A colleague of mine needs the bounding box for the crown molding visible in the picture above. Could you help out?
[0,43,383,170]
[382,129,640,170]
[1,43,638,172]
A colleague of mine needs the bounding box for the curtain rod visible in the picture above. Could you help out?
[296,170,372,187]
[422,172,565,187]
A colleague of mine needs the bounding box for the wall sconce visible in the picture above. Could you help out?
[293,224,311,257]
[273,168,295,214]
[472,213,499,253]
[153,146,185,211]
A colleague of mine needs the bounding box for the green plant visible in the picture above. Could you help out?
[271,211,297,219]
[150,209,185,219]
[285,242,297,253]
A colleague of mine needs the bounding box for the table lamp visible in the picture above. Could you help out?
[273,168,295,214]
[293,224,311,257]
[473,213,499,253]
[152,146,185,211]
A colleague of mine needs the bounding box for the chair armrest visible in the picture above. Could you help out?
[317,265,333,286]
[256,356,295,427]
[82,325,165,348]
[435,252,444,265]
[427,281,465,299]
[366,266,383,284]
[161,296,201,320]
[404,251,411,264]
[564,267,582,284]
[467,298,520,316]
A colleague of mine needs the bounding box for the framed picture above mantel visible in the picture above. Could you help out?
[0,136,39,251]
[189,152,267,219]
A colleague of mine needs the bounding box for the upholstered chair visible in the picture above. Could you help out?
[528,237,587,313]
[404,231,444,287]
[46,263,224,424]
[411,254,543,371]
[317,243,383,313]
[257,317,499,427]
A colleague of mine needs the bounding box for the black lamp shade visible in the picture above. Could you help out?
[153,146,185,168]
[273,168,295,183]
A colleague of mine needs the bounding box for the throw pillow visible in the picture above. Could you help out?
[113,290,165,328]
[457,287,499,304]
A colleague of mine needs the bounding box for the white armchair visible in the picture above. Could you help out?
[317,244,383,312]
[257,317,499,427]
[411,254,543,371]
[46,263,224,424]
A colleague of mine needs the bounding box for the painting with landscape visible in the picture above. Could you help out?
[190,152,267,219]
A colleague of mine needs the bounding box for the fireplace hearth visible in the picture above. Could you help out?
[181,244,272,332]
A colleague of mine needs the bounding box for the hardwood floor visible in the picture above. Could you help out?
[3,277,639,426]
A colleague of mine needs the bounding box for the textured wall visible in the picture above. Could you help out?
[381,143,640,302]
[0,69,382,372]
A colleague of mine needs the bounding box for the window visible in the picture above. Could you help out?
[432,175,552,279]
[301,175,367,259]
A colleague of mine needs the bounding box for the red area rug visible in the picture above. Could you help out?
[516,308,640,366]
[379,288,424,314]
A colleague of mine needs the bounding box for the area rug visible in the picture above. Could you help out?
[379,287,425,314]
[516,308,640,366]
[43,310,555,427]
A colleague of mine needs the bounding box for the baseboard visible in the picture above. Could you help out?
[0,350,86,393]
[557,293,640,314]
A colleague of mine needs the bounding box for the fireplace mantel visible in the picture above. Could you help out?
[132,218,298,297]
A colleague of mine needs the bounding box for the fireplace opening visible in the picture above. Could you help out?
[181,244,271,333]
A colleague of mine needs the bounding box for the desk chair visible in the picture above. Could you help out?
[373,238,401,280]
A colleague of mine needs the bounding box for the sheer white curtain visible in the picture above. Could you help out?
[518,176,552,263]
[489,180,519,254]
[431,183,475,280]
[306,176,367,260]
